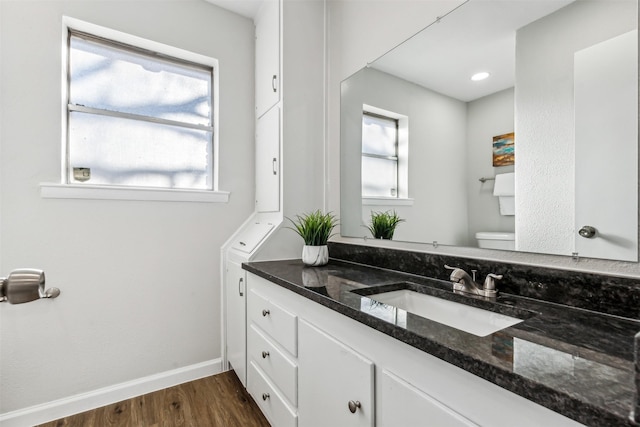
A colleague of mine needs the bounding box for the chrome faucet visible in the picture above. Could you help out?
[444,265,502,298]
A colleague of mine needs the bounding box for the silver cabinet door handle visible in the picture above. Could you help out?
[238,277,244,297]
[272,75,277,92]
[262,351,270,358]
[348,400,361,413]
[272,158,277,175]
[262,393,270,401]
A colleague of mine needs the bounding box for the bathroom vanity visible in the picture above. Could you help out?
[240,243,640,427]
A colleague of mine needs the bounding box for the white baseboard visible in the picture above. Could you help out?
[0,358,223,427]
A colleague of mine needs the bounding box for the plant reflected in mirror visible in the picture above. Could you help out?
[367,210,404,240]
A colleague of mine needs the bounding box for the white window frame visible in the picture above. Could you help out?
[40,16,228,203]
[362,104,412,206]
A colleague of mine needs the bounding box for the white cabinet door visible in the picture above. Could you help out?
[298,319,374,427]
[226,261,247,386]
[255,0,280,118]
[379,369,478,427]
[255,105,280,212]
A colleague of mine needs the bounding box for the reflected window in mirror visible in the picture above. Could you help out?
[362,112,398,197]
[361,106,409,201]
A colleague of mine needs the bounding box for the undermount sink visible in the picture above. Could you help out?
[366,288,524,337]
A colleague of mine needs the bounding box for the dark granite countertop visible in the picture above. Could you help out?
[243,258,640,427]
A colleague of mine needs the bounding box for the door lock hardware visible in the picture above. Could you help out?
[0,269,60,304]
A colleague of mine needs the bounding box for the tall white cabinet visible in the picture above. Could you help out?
[255,0,282,213]
[223,0,283,384]
[223,0,326,405]
[255,0,280,118]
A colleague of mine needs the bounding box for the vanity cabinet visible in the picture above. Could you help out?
[255,0,280,119]
[225,261,247,386]
[244,272,584,427]
[298,319,374,427]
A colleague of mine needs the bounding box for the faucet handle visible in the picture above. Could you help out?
[444,264,457,271]
[484,273,503,291]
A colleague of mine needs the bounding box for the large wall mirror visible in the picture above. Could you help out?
[340,0,638,262]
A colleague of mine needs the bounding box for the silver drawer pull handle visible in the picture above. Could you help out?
[262,309,270,317]
[272,75,277,92]
[262,393,270,401]
[262,351,270,358]
[348,400,361,413]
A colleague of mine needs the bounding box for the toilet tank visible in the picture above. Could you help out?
[475,232,515,250]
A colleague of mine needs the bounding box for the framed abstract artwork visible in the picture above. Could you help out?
[493,132,514,166]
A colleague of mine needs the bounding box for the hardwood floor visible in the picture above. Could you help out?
[37,371,270,427]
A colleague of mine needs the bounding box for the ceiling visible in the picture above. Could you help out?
[371,0,575,102]
[203,0,263,19]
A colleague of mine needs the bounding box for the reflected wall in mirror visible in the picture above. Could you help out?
[340,0,638,262]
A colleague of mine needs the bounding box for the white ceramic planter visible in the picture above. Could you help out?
[302,245,329,266]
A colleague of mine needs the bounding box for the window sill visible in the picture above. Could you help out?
[40,183,230,203]
[362,197,414,206]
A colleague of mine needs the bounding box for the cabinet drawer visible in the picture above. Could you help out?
[248,287,297,356]
[248,361,297,427]
[249,324,298,406]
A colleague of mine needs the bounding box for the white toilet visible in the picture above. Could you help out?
[475,232,515,250]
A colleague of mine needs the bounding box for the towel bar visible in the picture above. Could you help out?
[479,177,496,183]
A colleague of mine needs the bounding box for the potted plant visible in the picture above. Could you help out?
[367,210,404,240]
[288,210,338,266]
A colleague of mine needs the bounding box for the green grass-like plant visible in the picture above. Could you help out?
[367,210,404,240]
[287,210,338,246]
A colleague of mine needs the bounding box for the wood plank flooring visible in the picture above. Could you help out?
[37,371,270,427]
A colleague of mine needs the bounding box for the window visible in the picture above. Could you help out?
[65,27,216,192]
[362,111,399,198]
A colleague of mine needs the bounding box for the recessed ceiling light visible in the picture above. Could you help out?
[471,72,490,81]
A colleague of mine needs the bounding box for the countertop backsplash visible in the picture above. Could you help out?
[327,241,640,320]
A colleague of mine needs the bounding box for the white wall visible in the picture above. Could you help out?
[327,0,640,277]
[466,88,515,241]
[515,0,637,255]
[0,0,254,416]
[341,67,468,244]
